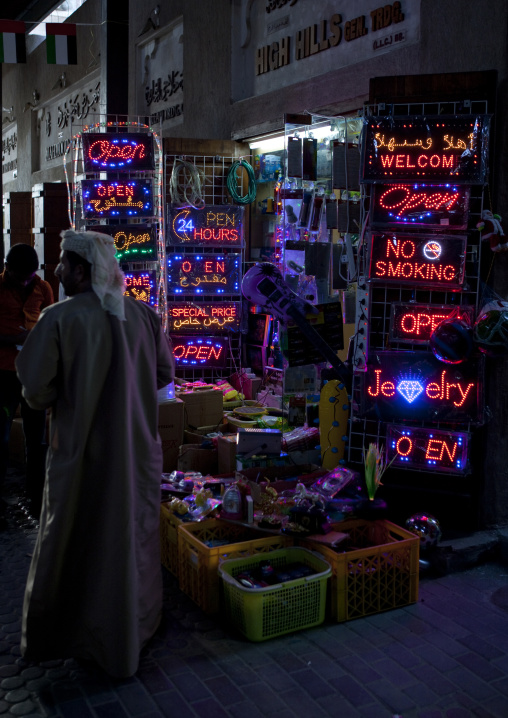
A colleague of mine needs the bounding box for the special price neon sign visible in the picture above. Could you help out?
[171,336,228,367]
[82,180,153,218]
[82,133,154,171]
[386,425,469,475]
[360,352,483,423]
[362,115,490,184]
[369,233,466,289]
[168,205,244,247]
[390,304,475,344]
[167,254,240,295]
[124,270,156,306]
[372,183,470,229]
[168,301,241,333]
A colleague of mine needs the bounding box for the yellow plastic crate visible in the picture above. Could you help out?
[160,502,190,577]
[301,519,419,622]
[219,547,331,641]
[178,519,292,614]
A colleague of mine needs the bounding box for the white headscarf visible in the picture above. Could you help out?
[60,229,126,320]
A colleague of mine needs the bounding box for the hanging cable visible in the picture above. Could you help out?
[226,159,257,205]
[169,158,205,209]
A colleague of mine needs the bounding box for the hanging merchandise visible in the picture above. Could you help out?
[226,159,257,205]
[476,209,508,252]
[474,299,508,356]
[429,309,474,364]
[169,158,205,209]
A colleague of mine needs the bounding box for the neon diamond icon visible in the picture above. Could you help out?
[397,380,424,404]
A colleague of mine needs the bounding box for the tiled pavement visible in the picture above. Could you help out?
[1,472,508,718]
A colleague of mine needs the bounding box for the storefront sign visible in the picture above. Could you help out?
[360,351,483,423]
[369,233,466,289]
[82,133,154,171]
[168,301,241,333]
[167,254,240,295]
[168,205,244,247]
[171,335,228,367]
[387,424,469,474]
[362,115,490,184]
[89,224,157,262]
[81,179,154,219]
[390,303,474,344]
[124,270,157,306]
[372,183,470,229]
[1,124,17,182]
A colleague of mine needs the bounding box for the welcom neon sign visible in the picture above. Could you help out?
[169,205,244,247]
[386,425,469,475]
[171,336,228,367]
[372,183,470,229]
[369,233,466,289]
[362,115,489,184]
[82,133,154,171]
[124,270,156,306]
[360,352,483,423]
[168,302,241,333]
[390,303,475,344]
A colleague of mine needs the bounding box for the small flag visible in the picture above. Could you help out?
[46,23,77,65]
[0,20,26,63]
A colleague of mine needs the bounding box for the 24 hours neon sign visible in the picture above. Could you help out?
[386,425,469,475]
[169,205,244,247]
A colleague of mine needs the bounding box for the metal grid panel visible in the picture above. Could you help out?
[165,153,246,383]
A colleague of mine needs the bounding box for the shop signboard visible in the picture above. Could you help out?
[359,351,483,424]
[81,179,154,219]
[372,183,470,229]
[171,335,229,368]
[168,205,244,247]
[361,115,490,184]
[89,224,157,262]
[168,301,241,333]
[389,303,475,344]
[368,232,466,289]
[123,269,157,307]
[167,253,241,295]
[82,133,155,172]
[386,424,470,475]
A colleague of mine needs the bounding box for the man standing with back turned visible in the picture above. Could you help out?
[16,229,175,678]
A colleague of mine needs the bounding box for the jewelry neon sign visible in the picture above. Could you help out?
[82,179,153,218]
[168,205,244,247]
[369,233,466,289]
[124,270,156,306]
[372,183,470,229]
[386,425,469,475]
[360,352,483,423]
[168,301,241,333]
[167,254,240,295]
[362,115,490,184]
[82,133,154,171]
[390,304,475,344]
[171,335,228,367]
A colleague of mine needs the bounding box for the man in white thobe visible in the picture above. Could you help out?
[16,229,175,678]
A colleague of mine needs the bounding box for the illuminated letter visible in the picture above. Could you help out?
[426,382,440,399]
[396,436,413,456]
[367,369,382,397]
[443,265,456,281]
[401,240,415,259]
[401,314,417,333]
[418,155,428,168]
[426,439,442,460]
[376,261,387,276]
[454,382,475,407]
[182,261,192,273]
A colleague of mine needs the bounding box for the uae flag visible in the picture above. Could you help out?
[46,23,77,65]
[0,20,26,63]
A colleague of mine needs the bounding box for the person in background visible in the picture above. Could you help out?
[16,229,175,678]
[0,244,54,526]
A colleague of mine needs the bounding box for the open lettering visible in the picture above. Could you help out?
[88,140,146,164]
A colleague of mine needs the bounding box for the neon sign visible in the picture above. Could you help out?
[82,133,154,171]
[124,270,156,306]
[168,205,244,247]
[171,335,228,367]
[387,425,469,475]
[82,180,153,218]
[168,301,241,333]
[372,183,470,229]
[89,224,157,262]
[390,304,475,344]
[360,352,483,423]
[369,233,466,289]
[167,254,240,295]
[361,115,490,184]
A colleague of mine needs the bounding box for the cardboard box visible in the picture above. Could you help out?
[218,434,238,474]
[183,418,230,444]
[176,389,224,430]
[230,372,262,400]
[177,444,218,474]
[158,399,184,473]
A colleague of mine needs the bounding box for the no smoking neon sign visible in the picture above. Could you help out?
[386,425,469,475]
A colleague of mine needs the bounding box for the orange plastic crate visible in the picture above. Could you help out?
[178,518,293,614]
[301,519,419,622]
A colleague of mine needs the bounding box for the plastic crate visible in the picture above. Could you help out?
[301,519,419,622]
[160,502,189,577]
[219,547,331,642]
[178,519,292,614]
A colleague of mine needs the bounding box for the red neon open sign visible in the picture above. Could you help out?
[387,425,469,475]
[171,335,228,367]
[372,183,470,229]
[82,133,154,171]
[390,304,475,344]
